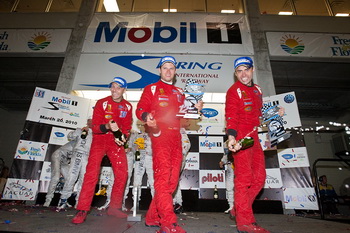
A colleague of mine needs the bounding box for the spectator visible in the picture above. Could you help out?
[319,175,340,215]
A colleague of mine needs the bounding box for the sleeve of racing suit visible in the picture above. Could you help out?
[136,85,152,122]
[91,99,107,134]
[225,87,239,137]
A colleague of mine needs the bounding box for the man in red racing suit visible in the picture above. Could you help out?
[225,57,268,233]
[72,77,132,224]
[136,56,202,233]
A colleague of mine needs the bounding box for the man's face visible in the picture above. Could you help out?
[235,65,254,86]
[159,62,176,83]
[110,82,125,102]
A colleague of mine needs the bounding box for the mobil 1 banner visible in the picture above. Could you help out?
[83,13,253,55]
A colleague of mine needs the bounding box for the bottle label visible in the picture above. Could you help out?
[239,137,254,150]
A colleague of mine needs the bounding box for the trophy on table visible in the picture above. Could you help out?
[177,79,205,119]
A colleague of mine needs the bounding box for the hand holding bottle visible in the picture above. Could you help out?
[146,113,161,137]
[227,135,241,152]
[109,120,126,146]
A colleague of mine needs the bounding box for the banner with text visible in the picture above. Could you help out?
[266,32,350,58]
[0,29,71,53]
[83,13,253,55]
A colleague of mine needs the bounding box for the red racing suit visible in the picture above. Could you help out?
[136,80,185,226]
[76,96,132,211]
[225,81,265,227]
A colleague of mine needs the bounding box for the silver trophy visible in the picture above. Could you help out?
[177,79,205,119]
[261,104,291,147]
[267,119,291,147]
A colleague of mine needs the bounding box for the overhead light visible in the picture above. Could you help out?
[278,11,293,15]
[163,9,177,12]
[104,0,119,12]
[335,13,349,17]
[221,10,235,13]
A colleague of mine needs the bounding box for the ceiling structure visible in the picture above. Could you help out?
[0,57,349,125]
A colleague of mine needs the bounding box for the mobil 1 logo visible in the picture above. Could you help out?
[206,23,242,44]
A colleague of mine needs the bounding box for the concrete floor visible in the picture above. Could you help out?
[0,202,350,233]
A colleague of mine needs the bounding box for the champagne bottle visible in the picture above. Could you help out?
[124,142,129,149]
[112,129,124,141]
[213,185,219,199]
[80,129,88,139]
[135,150,141,161]
[237,137,254,150]
[111,121,124,141]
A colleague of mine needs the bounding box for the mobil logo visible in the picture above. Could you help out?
[201,108,218,118]
[94,21,197,44]
[51,96,78,106]
[200,139,222,148]
[282,153,294,160]
[54,132,65,138]
[80,55,222,89]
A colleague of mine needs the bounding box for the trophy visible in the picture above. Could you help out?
[262,105,280,124]
[177,79,205,119]
[261,104,291,147]
[267,119,291,147]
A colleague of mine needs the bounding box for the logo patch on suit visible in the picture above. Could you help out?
[244,106,252,112]
[159,102,169,107]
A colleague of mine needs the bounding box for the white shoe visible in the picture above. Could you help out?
[122,205,128,212]
[56,199,70,212]
[224,207,232,214]
[98,200,110,211]
[56,203,68,212]
[43,200,51,207]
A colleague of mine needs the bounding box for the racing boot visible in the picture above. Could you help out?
[237,223,270,233]
[157,223,186,233]
[71,210,88,224]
